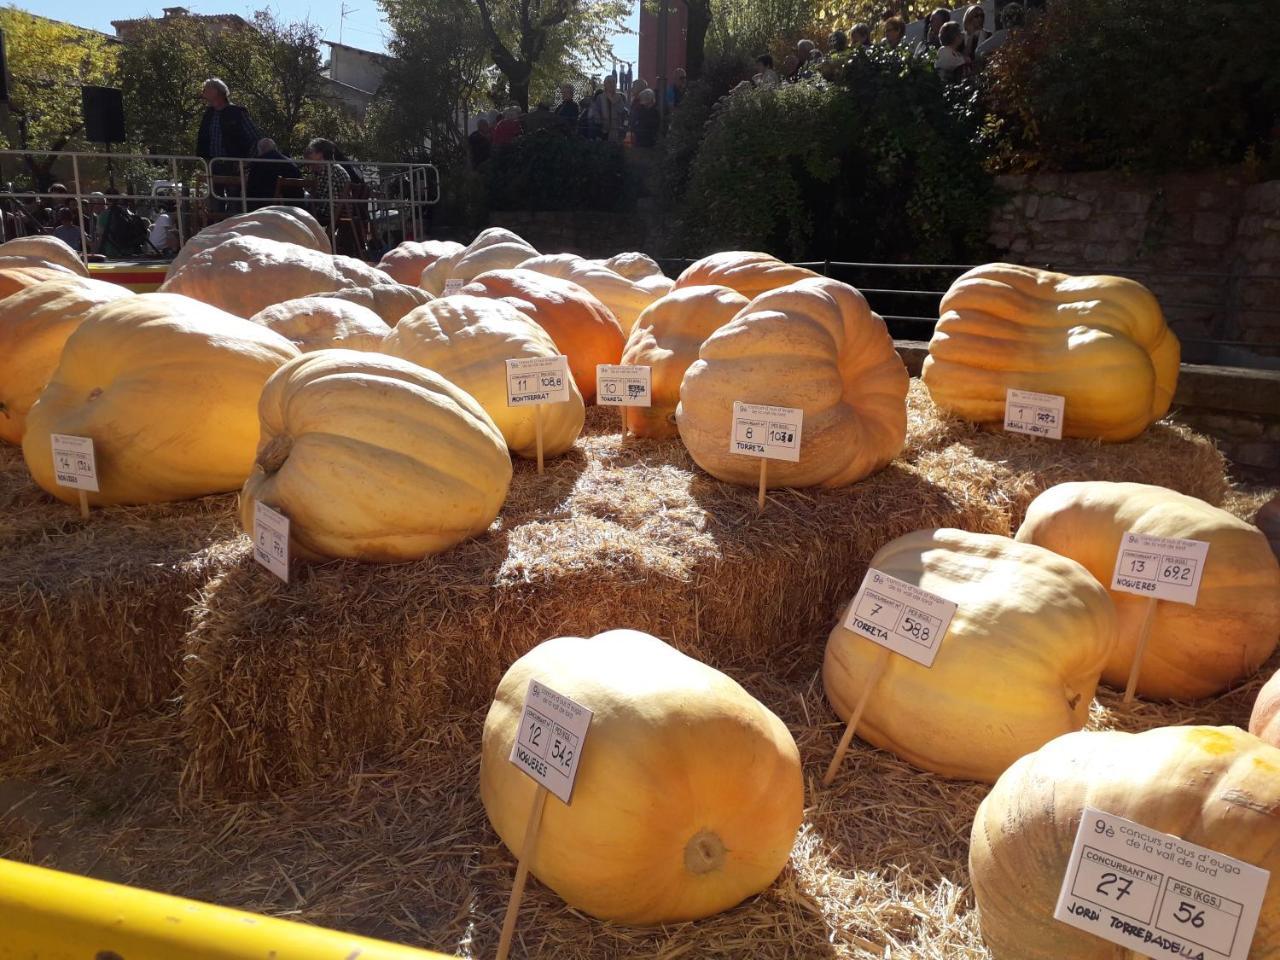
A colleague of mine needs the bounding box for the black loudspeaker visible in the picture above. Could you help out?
[82,86,125,143]
[0,29,9,103]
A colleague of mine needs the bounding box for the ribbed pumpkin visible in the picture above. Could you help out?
[1016,481,1280,700]
[480,629,803,925]
[600,251,664,281]
[0,277,132,444]
[517,253,671,332]
[922,263,1180,441]
[23,293,298,505]
[239,350,511,562]
[419,228,538,296]
[161,236,395,318]
[382,295,584,459]
[673,251,820,300]
[376,239,465,285]
[1251,669,1280,748]
[0,235,89,275]
[462,269,624,403]
[0,266,80,301]
[318,284,432,327]
[823,528,1116,783]
[620,285,748,439]
[970,725,1280,960]
[250,297,389,353]
[164,205,329,279]
[676,277,908,489]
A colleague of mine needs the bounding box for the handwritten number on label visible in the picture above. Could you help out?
[1174,902,1207,928]
[527,720,541,747]
[1095,872,1133,901]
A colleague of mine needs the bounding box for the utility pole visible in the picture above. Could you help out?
[339,2,358,45]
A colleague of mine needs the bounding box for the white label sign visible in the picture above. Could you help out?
[1054,807,1269,960]
[506,356,571,407]
[840,569,957,668]
[443,278,464,295]
[508,679,593,804]
[730,402,803,462]
[1004,388,1065,439]
[595,364,652,407]
[50,433,99,492]
[252,500,290,583]
[1110,532,1210,605]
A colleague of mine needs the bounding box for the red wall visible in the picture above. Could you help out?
[638,0,688,88]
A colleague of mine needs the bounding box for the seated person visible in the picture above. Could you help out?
[302,137,351,225]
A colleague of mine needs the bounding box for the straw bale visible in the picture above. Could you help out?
[181,381,1229,797]
[2,644,1271,959]
[0,467,240,758]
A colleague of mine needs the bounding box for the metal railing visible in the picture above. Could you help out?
[0,148,440,262]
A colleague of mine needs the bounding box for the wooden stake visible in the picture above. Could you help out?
[757,458,768,512]
[77,489,89,519]
[1122,598,1159,704]
[496,785,550,960]
[822,650,890,787]
[534,403,545,475]
[619,404,627,438]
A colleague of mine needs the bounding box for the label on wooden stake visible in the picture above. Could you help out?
[506,356,571,407]
[730,402,803,462]
[1054,807,1268,960]
[840,569,957,667]
[443,278,464,295]
[50,433,99,492]
[595,364,652,407]
[1004,388,1065,439]
[508,679,592,804]
[1110,532,1209,605]
[252,500,290,583]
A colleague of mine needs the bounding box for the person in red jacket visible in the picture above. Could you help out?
[492,107,523,147]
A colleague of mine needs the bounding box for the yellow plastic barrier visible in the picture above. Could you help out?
[0,858,454,960]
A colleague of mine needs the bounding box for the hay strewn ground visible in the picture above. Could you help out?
[181,381,1230,796]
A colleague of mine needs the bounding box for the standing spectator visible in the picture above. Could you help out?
[850,24,872,46]
[960,4,991,61]
[629,78,649,109]
[195,78,261,172]
[755,54,779,85]
[782,54,800,81]
[797,38,816,62]
[590,75,628,142]
[935,21,971,81]
[667,68,687,109]
[492,106,524,147]
[555,84,580,127]
[302,137,351,227]
[829,30,849,53]
[631,88,659,148]
[51,207,84,253]
[247,138,301,206]
[914,8,952,56]
[469,118,493,167]
[882,16,906,47]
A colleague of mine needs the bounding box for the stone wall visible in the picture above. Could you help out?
[988,170,1280,358]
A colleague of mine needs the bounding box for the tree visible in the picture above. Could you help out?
[0,9,119,187]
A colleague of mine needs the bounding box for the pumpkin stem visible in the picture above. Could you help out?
[258,434,293,474]
[683,829,726,875]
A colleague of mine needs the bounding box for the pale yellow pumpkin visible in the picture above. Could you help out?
[161,236,395,318]
[23,293,298,505]
[970,725,1280,960]
[673,251,820,300]
[823,528,1116,783]
[922,263,1180,441]
[1251,669,1280,748]
[163,205,329,279]
[250,297,389,353]
[600,251,664,281]
[517,254,669,332]
[0,235,89,275]
[1016,481,1280,700]
[480,629,803,925]
[0,278,132,444]
[676,276,908,488]
[419,227,538,296]
[239,350,511,562]
[319,283,433,326]
[620,284,748,439]
[0,266,80,301]
[376,239,465,285]
[382,295,584,459]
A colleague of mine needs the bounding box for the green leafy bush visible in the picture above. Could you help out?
[984,0,1280,172]
[483,131,636,212]
[676,46,992,262]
